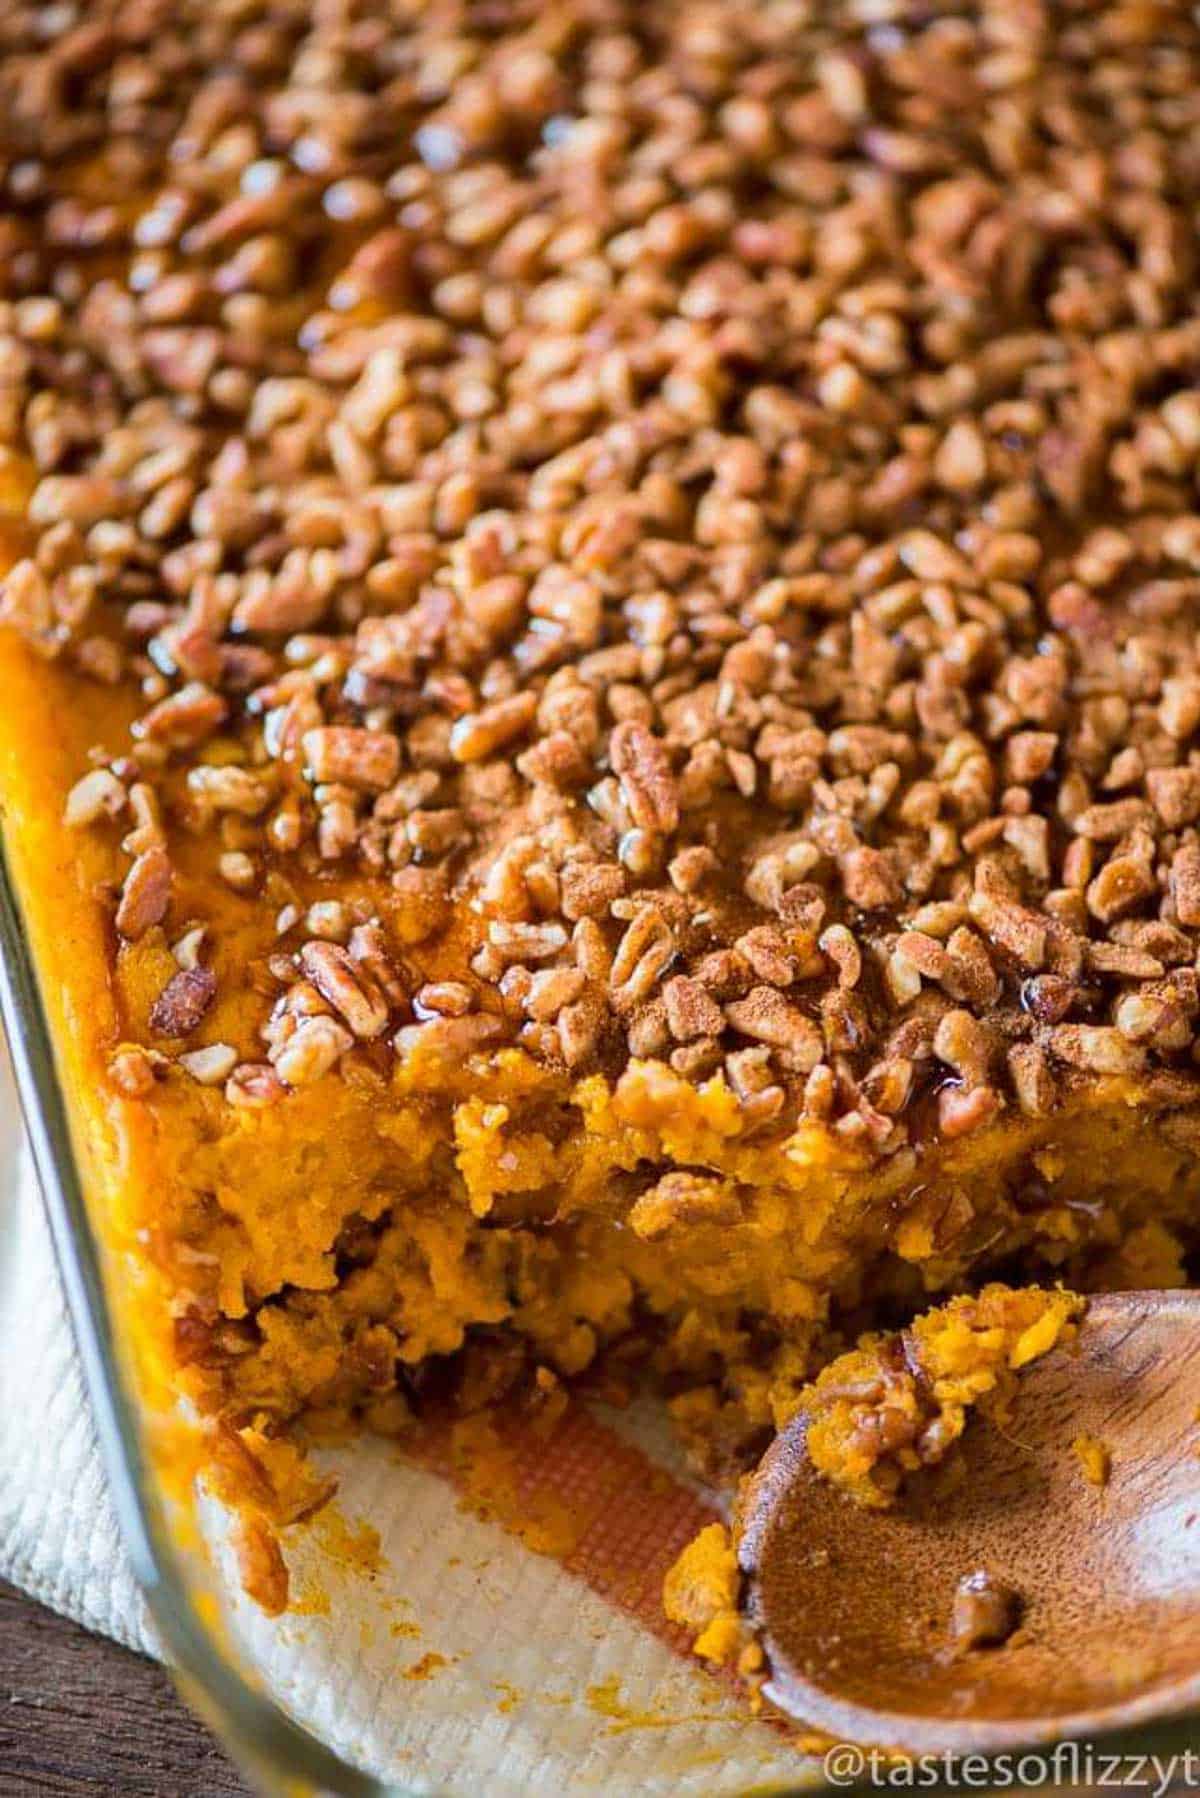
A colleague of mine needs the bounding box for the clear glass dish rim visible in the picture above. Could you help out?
[2,823,1199,1797]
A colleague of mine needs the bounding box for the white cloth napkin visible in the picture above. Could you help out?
[0,1052,152,1655]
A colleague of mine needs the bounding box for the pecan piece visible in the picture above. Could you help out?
[1146,767,1200,829]
[302,726,400,791]
[841,846,901,910]
[150,965,217,1036]
[115,846,172,941]
[449,692,537,764]
[1047,1025,1146,1076]
[724,986,823,1070]
[609,907,675,1013]
[107,1044,160,1098]
[1173,846,1200,927]
[272,1014,355,1084]
[663,974,724,1042]
[609,722,679,835]
[64,768,127,827]
[299,940,389,1038]
[226,1063,287,1108]
[178,1043,238,1084]
[138,681,228,748]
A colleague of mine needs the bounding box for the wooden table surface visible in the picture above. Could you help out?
[0,1582,251,1797]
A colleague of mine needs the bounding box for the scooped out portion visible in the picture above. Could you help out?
[663,1285,1083,1668]
[798,1284,1085,1509]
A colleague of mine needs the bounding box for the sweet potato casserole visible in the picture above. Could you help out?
[1,0,1200,1644]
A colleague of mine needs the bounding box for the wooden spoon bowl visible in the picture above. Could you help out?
[737,1292,1200,1751]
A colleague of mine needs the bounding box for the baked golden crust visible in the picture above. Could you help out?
[2,0,1200,1605]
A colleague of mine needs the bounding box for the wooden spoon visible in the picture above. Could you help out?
[737,1291,1200,1752]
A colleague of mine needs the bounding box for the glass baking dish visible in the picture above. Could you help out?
[2,818,1199,1796]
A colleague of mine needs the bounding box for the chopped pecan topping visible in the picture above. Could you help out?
[138,682,226,748]
[226,1063,286,1109]
[64,768,126,828]
[149,965,216,1037]
[271,1014,355,1086]
[302,727,400,792]
[178,1043,238,1085]
[298,941,390,1040]
[1172,847,1200,927]
[3,0,1200,1150]
[1047,1025,1146,1078]
[841,848,902,912]
[609,723,679,836]
[663,975,724,1044]
[114,847,171,942]
[725,988,823,1072]
[450,693,537,764]
[107,1044,160,1098]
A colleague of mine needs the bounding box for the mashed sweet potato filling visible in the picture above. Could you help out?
[2,630,1192,1485]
